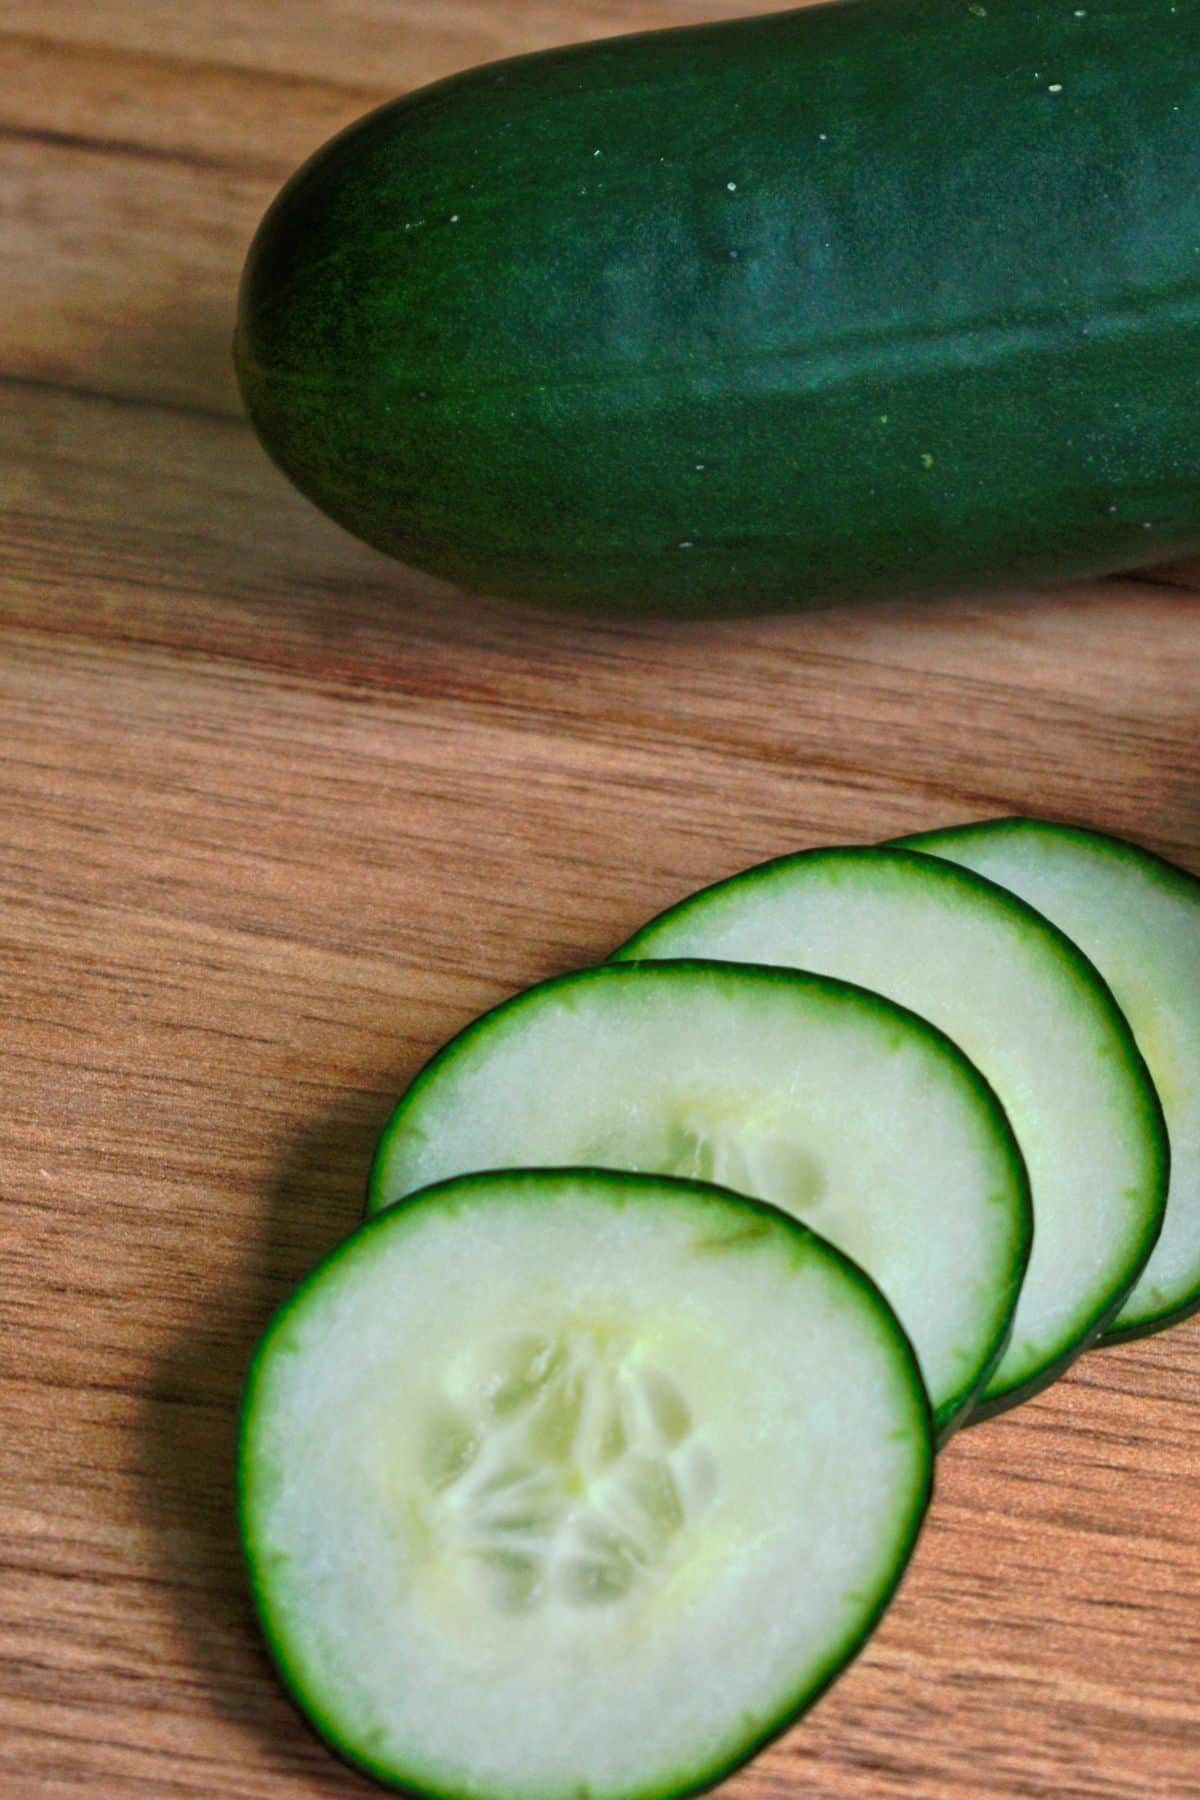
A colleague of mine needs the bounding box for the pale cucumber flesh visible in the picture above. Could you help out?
[240,1171,933,1800]
[368,961,1030,1437]
[901,818,1196,1340]
[615,850,1167,1414]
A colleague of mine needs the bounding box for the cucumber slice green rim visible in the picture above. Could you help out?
[240,1169,934,1800]
[367,960,1031,1439]
[899,817,1199,1345]
[613,848,1168,1419]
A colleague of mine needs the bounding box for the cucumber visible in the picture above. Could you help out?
[236,0,1200,614]
[900,818,1199,1343]
[367,961,1030,1437]
[241,1170,933,1800]
[614,851,1167,1415]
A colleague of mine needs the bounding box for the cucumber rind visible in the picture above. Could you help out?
[241,1169,934,1800]
[898,815,1194,1344]
[366,958,1033,1438]
[612,848,1168,1414]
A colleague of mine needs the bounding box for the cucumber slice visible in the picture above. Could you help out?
[367,962,1030,1438]
[615,850,1167,1416]
[241,1170,933,1800]
[900,818,1196,1343]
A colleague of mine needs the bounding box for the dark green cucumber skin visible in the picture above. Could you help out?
[365,959,1033,1439]
[240,1169,935,1800]
[1099,1295,1200,1347]
[236,0,1200,615]
[898,815,1200,1349]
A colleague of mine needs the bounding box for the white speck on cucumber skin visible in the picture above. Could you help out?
[678,541,696,550]
[727,181,738,192]
[1047,83,1063,93]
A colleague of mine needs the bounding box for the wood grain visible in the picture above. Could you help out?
[2,4,1199,1796]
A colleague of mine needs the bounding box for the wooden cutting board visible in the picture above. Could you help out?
[3,5,1199,1795]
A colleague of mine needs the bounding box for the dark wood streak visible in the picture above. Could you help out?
[1,370,243,424]
[0,121,284,178]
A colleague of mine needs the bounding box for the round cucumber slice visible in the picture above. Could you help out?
[241,1170,934,1800]
[900,818,1196,1343]
[614,850,1167,1417]
[368,962,1030,1438]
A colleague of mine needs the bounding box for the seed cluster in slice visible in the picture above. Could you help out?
[900,818,1200,1342]
[421,1323,713,1615]
[241,1171,933,1800]
[613,846,1168,1415]
[368,960,1031,1438]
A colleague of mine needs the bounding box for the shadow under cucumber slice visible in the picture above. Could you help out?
[242,1170,933,1800]
[613,849,1167,1419]
[900,817,1196,1344]
[368,960,1031,1438]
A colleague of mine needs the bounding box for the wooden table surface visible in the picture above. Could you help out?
[4,3,1200,1795]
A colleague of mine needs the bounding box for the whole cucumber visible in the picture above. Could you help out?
[236,0,1200,614]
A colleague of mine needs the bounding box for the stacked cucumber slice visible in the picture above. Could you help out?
[614,848,1168,1416]
[367,962,1031,1439]
[241,818,1195,1800]
[243,1172,933,1800]
[898,820,1200,1341]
